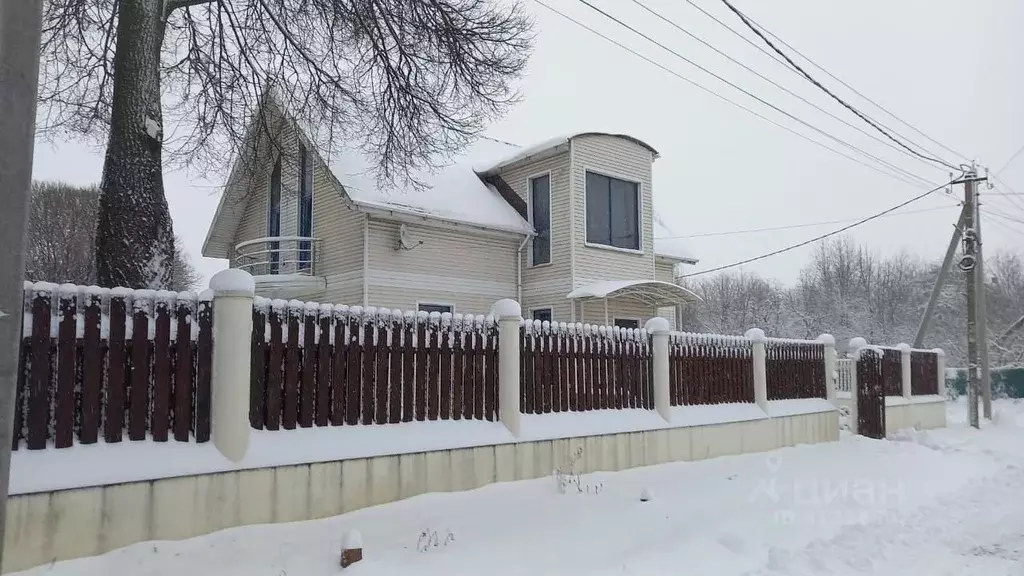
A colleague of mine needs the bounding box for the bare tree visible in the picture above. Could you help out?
[38,0,533,289]
[26,180,200,291]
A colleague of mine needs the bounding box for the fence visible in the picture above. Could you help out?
[765,339,827,400]
[249,300,498,429]
[15,282,213,451]
[836,358,854,393]
[668,333,755,405]
[880,347,903,396]
[910,351,939,396]
[519,322,651,413]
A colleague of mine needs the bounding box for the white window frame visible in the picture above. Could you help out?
[527,170,553,268]
[296,140,316,238]
[416,301,456,315]
[612,317,642,330]
[530,306,554,323]
[581,167,644,255]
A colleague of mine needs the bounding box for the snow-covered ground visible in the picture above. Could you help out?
[15,400,1024,576]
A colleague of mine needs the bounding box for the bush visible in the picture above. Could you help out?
[946,367,1024,399]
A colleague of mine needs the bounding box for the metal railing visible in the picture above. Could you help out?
[836,358,854,393]
[232,236,322,276]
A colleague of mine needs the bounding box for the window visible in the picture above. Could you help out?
[614,318,640,330]
[418,303,453,315]
[267,156,282,274]
[530,174,551,265]
[531,308,553,323]
[297,144,313,271]
[585,171,640,250]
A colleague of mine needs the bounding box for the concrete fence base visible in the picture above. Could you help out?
[3,410,837,573]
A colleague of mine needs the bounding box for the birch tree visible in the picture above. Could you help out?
[38,0,533,288]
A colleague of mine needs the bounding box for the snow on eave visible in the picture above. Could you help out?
[352,198,534,237]
[655,250,699,265]
[477,132,659,176]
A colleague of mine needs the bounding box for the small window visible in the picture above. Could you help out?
[586,171,640,250]
[531,308,553,323]
[614,318,640,330]
[418,303,453,315]
[530,174,551,265]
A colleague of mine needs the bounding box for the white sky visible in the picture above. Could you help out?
[31,0,1024,286]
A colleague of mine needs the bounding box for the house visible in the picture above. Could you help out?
[202,97,700,328]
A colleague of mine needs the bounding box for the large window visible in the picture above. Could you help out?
[530,174,551,265]
[297,144,313,271]
[418,303,453,315]
[267,156,282,274]
[585,171,640,250]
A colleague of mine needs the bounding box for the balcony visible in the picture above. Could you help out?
[232,236,326,299]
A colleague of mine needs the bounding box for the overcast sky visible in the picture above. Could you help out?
[31,0,1024,287]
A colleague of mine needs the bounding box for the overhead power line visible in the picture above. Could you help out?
[708,0,970,165]
[655,204,955,240]
[625,0,943,173]
[995,142,1024,175]
[718,0,960,171]
[563,0,940,188]
[532,0,938,190]
[680,179,954,278]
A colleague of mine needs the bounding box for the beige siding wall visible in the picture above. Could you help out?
[496,151,574,321]
[232,121,284,248]
[571,134,656,286]
[362,219,518,315]
[655,261,677,284]
[578,297,657,327]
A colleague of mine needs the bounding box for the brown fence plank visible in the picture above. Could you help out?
[299,309,317,428]
[151,300,172,442]
[345,315,362,425]
[464,324,477,418]
[283,308,300,429]
[484,323,497,421]
[174,299,193,441]
[473,323,485,419]
[105,295,127,442]
[375,317,390,425]
[250,304,267,429]
[80,292,103,444]
[316,310,332,427]
[452,324,465,419]
[520,326,532,414]
[552,327,563,413]
[27,292,52,450]
[331,309,348,426]
[53,291,76,449]
[266,306,284,430]
[195,299,213,442]
[361,322,376,425]
[427,318,440,421]
[402,315,415,422]
[388,315,403,424]
[439,320,452,420]
[129,300,150,441]
[415,320,427,421]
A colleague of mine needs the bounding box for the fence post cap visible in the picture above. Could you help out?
[932,348,945,357]
[643,317,670,334]
[896,342,911,353]
[816,333,835,346]
[209,269,255,297]
[743,327,766,342]
[848,336,868,350]
[854,345,883,360]
[490,299,522,321]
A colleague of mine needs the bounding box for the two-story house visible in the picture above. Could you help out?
[202,96,700,328]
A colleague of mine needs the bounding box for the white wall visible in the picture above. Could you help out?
[3,410,836,574]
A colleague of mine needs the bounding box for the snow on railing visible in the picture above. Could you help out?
[16,282,213,451]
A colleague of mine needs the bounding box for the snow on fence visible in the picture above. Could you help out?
[519,322,652,413]
[910,350,939,395]
[15,282,213,451]
[668,332,755,405]
[765,338,827,400]
[248,299,499,429]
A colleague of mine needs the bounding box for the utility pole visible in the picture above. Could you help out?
[0,0,44,568]
[977,169,992,419]
[962,168,981,429]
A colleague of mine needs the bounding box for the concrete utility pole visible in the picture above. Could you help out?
[962,170,980,429]
[913,206,966,348]
[977,170,992,420]
[0,0,45,567]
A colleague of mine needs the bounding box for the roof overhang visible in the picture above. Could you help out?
[478,132,659,177]
[566,280,702,306]
[656,252,699,265]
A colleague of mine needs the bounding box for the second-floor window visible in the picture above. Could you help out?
[298,144,313,271]
[585,171,640,251]
[267,156,282,274]
[530,174,551,265]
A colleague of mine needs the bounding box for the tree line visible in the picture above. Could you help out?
[679,237,1024,367]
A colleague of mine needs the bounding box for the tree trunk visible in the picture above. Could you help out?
[96,0,174,289]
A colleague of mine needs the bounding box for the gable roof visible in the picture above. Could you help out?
[477,132,659,176]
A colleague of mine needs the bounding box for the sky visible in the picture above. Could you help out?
[31,0,1024,287]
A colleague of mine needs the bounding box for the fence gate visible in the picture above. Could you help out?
[855,350,885,439]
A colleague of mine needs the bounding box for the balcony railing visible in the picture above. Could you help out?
[233,236,322,276]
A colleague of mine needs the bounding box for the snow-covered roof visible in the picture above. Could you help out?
[477,132,660,176]
[566,280,702,306]
[328,138,534,236]
[652,213,698,264]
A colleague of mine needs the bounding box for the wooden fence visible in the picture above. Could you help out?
[668,333,755,405]
[910,350,939,395]
[880,347,903,396]
[520,322,651,413]
[15,283,213,450]
[249,301,498,429]
[765,339,826,400]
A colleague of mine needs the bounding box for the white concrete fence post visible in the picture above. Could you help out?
[492,299,522,437]
[847,337,868,434]
[897,342,913,399]
[745,328,768,412]
[644,317,671,422]
[818,333,837,404]
[209,269,255,462]
[934,348,946,398]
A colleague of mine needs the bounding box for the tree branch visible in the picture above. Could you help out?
[165,0,216,18]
